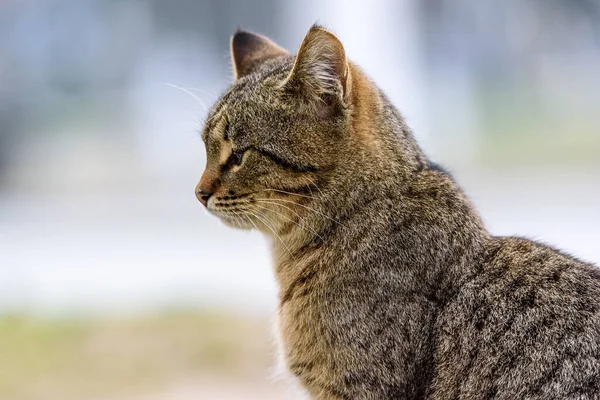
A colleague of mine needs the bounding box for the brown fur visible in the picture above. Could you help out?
[196,25,600,399]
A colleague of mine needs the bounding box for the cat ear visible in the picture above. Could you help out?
[231,29,288,80]
[283,25,349,107]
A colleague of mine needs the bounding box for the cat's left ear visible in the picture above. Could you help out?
[231,29,288,80]
[283,25,349,108]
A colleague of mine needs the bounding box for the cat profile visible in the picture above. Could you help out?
[195,24,600,399]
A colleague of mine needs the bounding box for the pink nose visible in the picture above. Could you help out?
[196,187,213,206]
[195,172,219,207]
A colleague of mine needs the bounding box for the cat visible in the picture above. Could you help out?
[195,25,600,399]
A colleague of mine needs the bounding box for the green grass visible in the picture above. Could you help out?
[0,311,273,400]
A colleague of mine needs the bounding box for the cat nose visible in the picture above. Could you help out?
[195,173,219,207]
[196,188,213,206]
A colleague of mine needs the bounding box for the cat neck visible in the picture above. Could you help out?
[269,64,490,302]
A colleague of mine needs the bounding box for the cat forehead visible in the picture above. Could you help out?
[202,56,294,140]
[202,88,266,143]
[223,55,294,103]
[208,84,273,121]
[207,80,264,121]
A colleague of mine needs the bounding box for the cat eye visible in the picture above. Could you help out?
[225,150,245,169]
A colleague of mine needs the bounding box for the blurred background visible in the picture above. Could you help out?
[0,0,599,399]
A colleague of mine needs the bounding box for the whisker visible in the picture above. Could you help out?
[186,87,219,101]
[231,210,246,229]
[254,203,307,229]
[254,200,309,224]
[202,109,223,126]
[255,198,342,226]
[236,210,261,232]
[261,188,314,199]
[251,208,283,231]
[239,210,296,260]
[253,202,325,241]
[305,183,314,197]
[305,176,325,196]
[163,82,208,113]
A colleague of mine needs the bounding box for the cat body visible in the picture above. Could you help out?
[195,25,600,399]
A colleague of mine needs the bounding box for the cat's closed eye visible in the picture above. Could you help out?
[225,150,245,169]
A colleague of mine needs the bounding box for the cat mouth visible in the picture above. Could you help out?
[208,191,309,232]
[207,195,262,229]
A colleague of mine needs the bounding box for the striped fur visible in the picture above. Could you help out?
[197,25,600,399]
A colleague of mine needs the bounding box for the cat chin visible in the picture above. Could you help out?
[218,215,253,230]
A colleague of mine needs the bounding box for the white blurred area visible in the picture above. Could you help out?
[1,0,599,315]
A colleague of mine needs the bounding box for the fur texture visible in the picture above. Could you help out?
[195,25,600,399]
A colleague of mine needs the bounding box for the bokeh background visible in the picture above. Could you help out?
[1,0,599,399]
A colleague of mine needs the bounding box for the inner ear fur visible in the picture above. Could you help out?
[283,25,349,106]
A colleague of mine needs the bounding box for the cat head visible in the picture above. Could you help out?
[195,25,420,236]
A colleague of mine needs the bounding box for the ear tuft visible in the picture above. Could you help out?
[284,25,348,103]
[231,30,288,80]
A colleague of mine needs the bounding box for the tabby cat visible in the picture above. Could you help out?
[195,25,600,399]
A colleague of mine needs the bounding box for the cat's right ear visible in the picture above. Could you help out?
[231,29,288,80]
[282,25,349,115]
